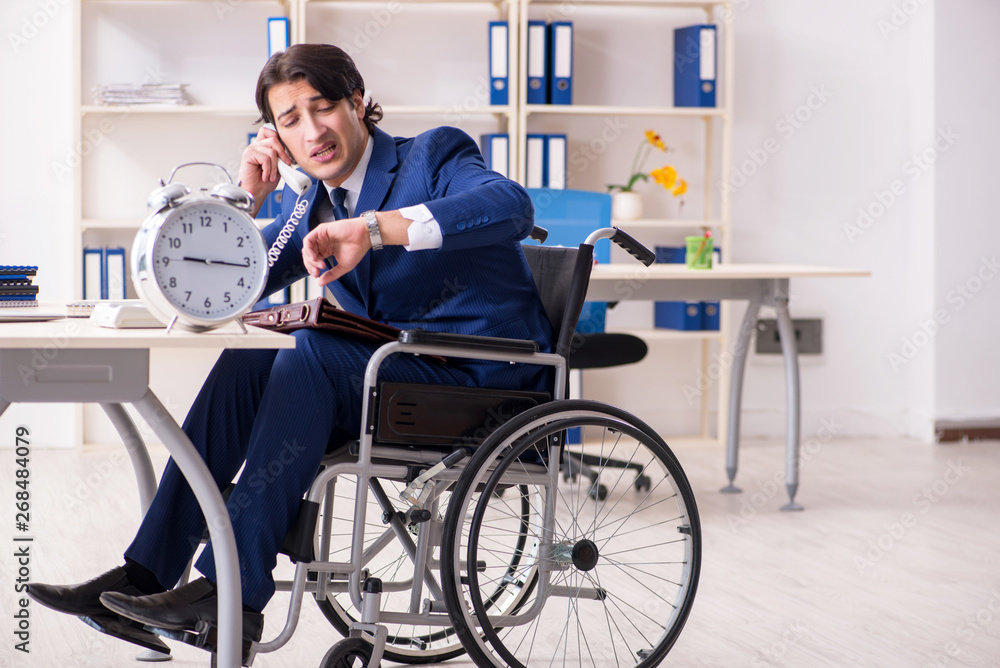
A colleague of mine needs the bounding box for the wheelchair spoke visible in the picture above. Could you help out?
[594,477,675,551]
[600,538,689,559]
[598,557,687,598]
[590,566,624,667]
[594,514,685,542]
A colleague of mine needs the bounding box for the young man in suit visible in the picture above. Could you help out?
[29,43,552,657]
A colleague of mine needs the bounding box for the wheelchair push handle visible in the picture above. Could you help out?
[584,227,657,267]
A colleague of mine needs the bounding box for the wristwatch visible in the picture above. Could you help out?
[362,210,383,251]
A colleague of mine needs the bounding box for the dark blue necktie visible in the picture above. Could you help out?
[331,187,349,220]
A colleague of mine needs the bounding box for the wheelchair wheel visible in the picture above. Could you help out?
[313,474,467,664]
[441,400,702,668]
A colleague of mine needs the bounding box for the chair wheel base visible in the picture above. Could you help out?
[719,483,742,494]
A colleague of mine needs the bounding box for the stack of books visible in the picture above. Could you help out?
[93,83,189,106]
[1,266,39,307]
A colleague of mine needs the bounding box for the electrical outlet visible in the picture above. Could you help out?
[755,318,823,355]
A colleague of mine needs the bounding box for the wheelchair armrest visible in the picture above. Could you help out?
[398,329,540,354]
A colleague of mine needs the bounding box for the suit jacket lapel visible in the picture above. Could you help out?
[351,129,399,312]
[355,128,398,215]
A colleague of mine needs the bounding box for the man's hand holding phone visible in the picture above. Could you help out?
[240,124,308,217]
[240,124,291,216]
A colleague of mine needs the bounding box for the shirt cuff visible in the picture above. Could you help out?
[400,204,443,251]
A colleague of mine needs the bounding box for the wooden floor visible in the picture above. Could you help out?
[3,436,999,667]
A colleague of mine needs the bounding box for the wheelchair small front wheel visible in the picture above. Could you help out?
[320,637,376,668]
[441,400,702,668]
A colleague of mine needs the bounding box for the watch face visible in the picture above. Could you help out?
[146,200,267,325]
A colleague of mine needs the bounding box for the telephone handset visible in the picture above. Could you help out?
[259,123,312,267]
[261,123,312,196]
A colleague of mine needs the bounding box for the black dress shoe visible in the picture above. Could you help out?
[100,577,264,643]
[28,566,145,617]
[28,567,171,655]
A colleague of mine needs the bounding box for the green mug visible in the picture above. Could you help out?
[685,236,714,269]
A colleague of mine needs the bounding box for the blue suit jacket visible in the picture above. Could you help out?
[259,126,554,387]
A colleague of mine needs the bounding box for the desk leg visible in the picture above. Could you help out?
[99,404,173,663]
[722,300,761,494]
[774,297,804,511]
[132,389,243,668]
[100,404,158,515]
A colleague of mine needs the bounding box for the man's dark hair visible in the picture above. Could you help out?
[255,44,383,134]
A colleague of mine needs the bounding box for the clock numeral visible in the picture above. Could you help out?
[224,292,231,304]
[237,278,245,287]
[169,277,177,288]
[237,236,244,248]
[223,221,229,233]
[200,216,212,227]
[204,297,212,308]
[181,223,193,234]
[184,291,192,302]
[243,257,250,266]
[161,257,170,267]
[168,237,182,249]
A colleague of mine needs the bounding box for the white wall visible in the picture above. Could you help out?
[934,0,1000,423]
[0,0,77,447]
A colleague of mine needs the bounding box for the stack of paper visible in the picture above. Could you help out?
[93,83,190,106]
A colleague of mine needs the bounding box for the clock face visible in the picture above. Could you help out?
[148,200,267,324]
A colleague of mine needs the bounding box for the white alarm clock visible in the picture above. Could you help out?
[131,163,269,332]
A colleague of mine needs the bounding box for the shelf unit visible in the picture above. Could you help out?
[515,0,734,440]
[72,0,733,444]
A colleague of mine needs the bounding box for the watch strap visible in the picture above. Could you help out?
[362,210,383,251]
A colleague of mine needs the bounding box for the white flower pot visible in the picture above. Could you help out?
[612,191,644,221]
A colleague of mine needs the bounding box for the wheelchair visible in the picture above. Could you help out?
[194,226,703,667]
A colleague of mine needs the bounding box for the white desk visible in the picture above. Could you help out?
[0,314,294,668]
[587,263,870,510]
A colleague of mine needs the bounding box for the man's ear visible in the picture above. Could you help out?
[352,89,365,119]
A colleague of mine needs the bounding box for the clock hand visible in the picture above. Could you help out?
[180,256,251,268]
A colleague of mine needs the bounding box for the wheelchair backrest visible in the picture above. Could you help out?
[522,244,595,360]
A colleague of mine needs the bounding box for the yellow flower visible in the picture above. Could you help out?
[651,165,678,190]
[607,130,686,196]
[645,130,666,151]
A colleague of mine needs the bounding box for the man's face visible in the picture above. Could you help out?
[267,79,367,188]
